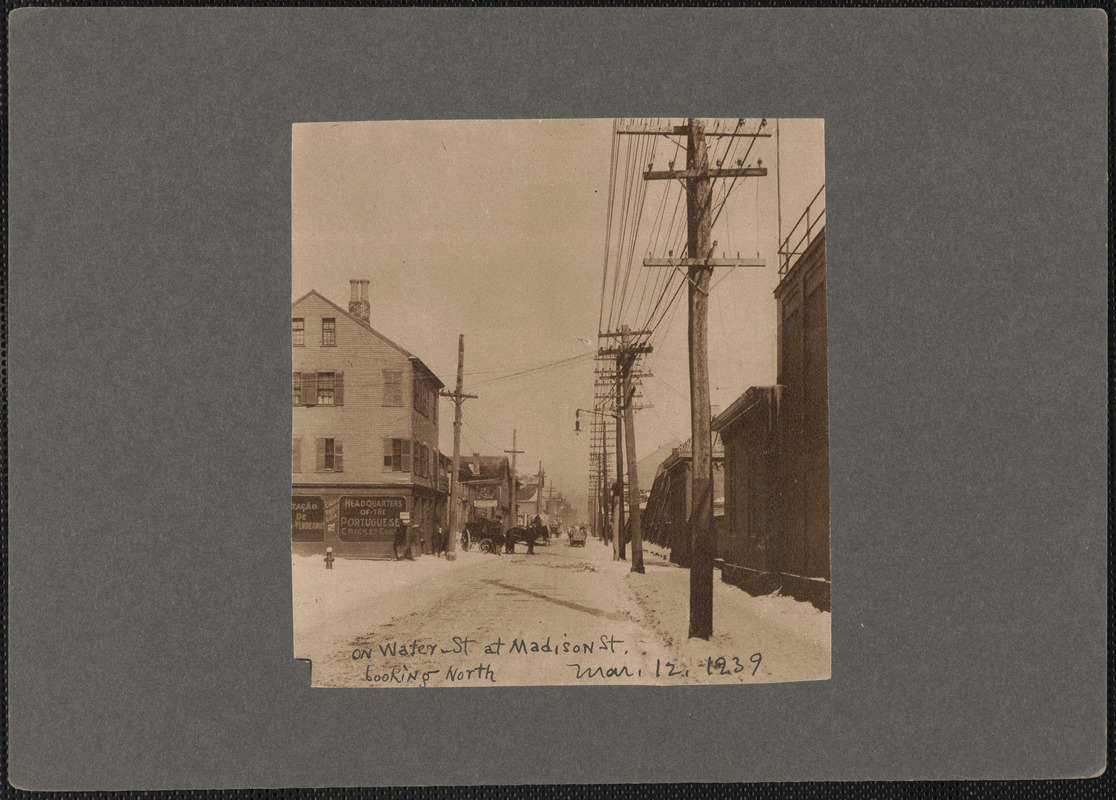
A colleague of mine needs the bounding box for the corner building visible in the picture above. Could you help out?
[292,280,445,558]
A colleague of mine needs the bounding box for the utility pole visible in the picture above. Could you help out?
[598,420,610,541]
[620,327,646,574]
[598,437,608,540]
[440,335,478,561]
[505,430,523,529]
[635,117,768,639]
[613,374,624,561]
[536,461,545,519]
[599,327,652,566]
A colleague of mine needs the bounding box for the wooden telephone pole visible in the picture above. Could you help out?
[505,430,523,528]
[536,462,545,519]
[600,325,652,572]
[636,117,768,638]
[440,334,478,561]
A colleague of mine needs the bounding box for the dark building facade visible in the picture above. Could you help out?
[714,227,829,609]
[640,436,726,566]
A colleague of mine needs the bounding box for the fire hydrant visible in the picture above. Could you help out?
[324,547,335,570]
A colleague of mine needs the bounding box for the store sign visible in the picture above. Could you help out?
[473,499,498,509]
[291,495,325,542]
[338,495,406,543]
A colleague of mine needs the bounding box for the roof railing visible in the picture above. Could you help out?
[778,184,825,276]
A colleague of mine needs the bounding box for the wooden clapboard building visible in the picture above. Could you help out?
[292,280,445,559]
[713,218,829,609]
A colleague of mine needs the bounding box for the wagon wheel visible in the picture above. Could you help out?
[479,538,498,555]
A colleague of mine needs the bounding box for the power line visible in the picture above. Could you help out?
[472,351,595,387]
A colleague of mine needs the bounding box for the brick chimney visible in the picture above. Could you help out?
[349,279,370,322]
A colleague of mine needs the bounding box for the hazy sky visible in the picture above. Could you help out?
[292,118,824,516]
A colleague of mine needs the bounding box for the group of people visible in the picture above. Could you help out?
[394,525,451,560]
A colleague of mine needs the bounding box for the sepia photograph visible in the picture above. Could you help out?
[291,118,829,687]
[8,6,1106,787]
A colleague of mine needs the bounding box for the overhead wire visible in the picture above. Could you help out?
[473,350,596,387]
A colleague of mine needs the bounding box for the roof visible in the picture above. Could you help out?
[460,455,510,482]
[659,432,726,474]
[776,226,826,296]
[292,289,444,389]
[712,385,782,434]
[637,438,683,481]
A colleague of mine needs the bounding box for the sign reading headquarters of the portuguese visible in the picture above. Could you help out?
[339,495,406,543]
[291,496,326,542]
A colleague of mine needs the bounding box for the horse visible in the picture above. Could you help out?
[505,525,536,554]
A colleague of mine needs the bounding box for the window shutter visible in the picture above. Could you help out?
[292,438,301,473]
[334,372,344,406]
[384,438,393,471]
[383,370,403,406]
[302,372,317,406]
[316,438,325,471]
[334,440,343,472]
[401,439,412,473]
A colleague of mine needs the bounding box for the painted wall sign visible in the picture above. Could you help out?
[338,495,406,543]
[291,495,326,542]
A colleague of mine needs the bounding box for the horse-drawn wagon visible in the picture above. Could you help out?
[461,519,505,554]
[461,518,550,555]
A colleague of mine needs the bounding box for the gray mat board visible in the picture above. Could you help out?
[6,7,1108,789]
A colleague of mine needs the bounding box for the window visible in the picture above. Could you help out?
[412,376,439,419]
[383,370,403,406]
[316,438,342,471]
[383,438,411,472]
[292,438,301,472]
[414,376,431,417]
[322,318,336,346]
[292,318,305,346]
[413,442,431,478]
[294,371,343,406]
[317,372,335,405]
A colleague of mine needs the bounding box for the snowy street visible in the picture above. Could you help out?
[293,536,830,688]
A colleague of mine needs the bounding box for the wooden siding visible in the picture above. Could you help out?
[293,294,425,486]
[292,293,446,553]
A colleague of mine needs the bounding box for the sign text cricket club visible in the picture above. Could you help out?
[338,495,406,543]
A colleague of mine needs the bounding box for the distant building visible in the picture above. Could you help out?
[714,225,829,609]
[459,454,516,530]
[640,434,726,565]
[291,280,445,559]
